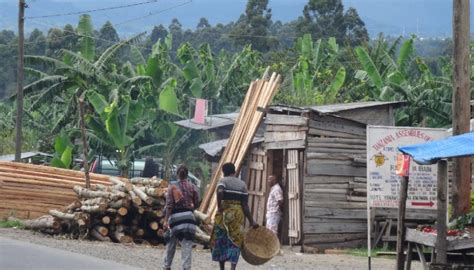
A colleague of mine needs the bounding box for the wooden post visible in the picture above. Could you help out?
[436,160,448,264]
[452,0,472,218]
[78,97,90,188]
[14,0,25,162]
[396,176,409,270]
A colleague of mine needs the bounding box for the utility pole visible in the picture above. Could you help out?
[78,97,91,188]
[452,0,471,217]
[14,0,26,162]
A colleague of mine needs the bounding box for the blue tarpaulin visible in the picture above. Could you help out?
[398,131,474,165]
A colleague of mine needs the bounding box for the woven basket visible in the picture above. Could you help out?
[241,226,280,265]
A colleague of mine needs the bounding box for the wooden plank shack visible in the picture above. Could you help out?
[300,101,444,252]
[258,102,408,250]
[303,112,369,251]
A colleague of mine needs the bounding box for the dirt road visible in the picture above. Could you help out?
[0,228,422,269]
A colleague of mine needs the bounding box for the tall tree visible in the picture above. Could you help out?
[169,18,183,49]
[26,29,46,55]
[297,0,368,45]
[0,30,17,98]
[197,18,211,30]
[150,24,168,44]
[97,21,119,54]
[231,0,274,52]
[343,7,369,46]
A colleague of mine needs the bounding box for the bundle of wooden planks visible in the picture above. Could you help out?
[16,176,211,245]
[199,69,282,219]
[0,161,112,219]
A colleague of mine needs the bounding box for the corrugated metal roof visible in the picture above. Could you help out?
[310,101,405,114]
[269,104,309,113]
[199,137,264,157]
[174,112,239,130]
[0,152,52,161]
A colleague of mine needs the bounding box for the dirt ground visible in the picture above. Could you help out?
[0,228,423,270]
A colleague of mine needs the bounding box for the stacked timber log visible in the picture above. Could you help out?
[199,69,282,219]
[0,161,112,219]
[19,176,211,245]
[303,113,368,250]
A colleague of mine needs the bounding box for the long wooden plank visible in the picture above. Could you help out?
[307,147,367,154]
[304,193,348,201]
[258,149,267,225]
[307,137,366,144]
[200,80,258,212]
[246,153,255,227]
[304,208,367,219]
[308,128,365,139]
[265,140,306,150]
[266,125,308,132]
[308,118,366,136]
[0,166,108,183]
[304,175,353,184]
[0,161,112,180]
[306,153,366,160]
[307,143,366,149]
[307,163,366,177]
[304,201,366,209]
[253,154,262,222]
[265,114,307,126]
[303,238,367,249]
[201,72,282,217]
[303,222,367,234]
[303,233,366,244]
[202,80,263,213]
[305,183,349,189]
[265,131,306,142]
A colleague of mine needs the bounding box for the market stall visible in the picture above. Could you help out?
[397,131,474,269]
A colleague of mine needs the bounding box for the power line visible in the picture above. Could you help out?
[115,0,192,26]
[3,1,193,51]
[25,0,159,19]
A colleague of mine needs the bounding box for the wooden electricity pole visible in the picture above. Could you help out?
[14,0,26,162]
[452,0,471,217]
[78,97,91,188]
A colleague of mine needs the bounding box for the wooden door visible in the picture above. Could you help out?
[287,149,301,244]
[246,147,267,226]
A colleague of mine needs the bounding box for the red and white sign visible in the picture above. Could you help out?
[367,126,446,209]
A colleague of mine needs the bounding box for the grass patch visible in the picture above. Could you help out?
[0,219,24,228]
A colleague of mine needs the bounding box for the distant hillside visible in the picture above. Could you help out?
[0,0,471,38]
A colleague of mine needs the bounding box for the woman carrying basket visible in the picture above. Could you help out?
[210,162,258,270]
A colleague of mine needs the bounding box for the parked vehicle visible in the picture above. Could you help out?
[91,157,201,188]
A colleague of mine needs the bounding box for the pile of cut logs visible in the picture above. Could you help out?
[18,176,211,245]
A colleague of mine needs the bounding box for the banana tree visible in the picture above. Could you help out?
[86,90,164,177]
[22,15,144,134]
[176,42,262,113]
[50,133,73,169]
[354,36,452,127]
[278,34,346,106]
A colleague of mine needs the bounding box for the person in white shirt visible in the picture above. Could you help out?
[266,175,283,235]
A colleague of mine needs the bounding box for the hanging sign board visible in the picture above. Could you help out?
[367,126,447,209]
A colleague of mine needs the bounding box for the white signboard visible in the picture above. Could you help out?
[367,126,447,209]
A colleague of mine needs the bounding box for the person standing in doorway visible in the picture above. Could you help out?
[266,175,283,235]
[210,162,258,270]
[163,165,200,270]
